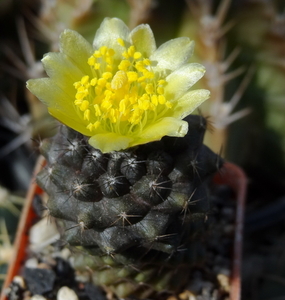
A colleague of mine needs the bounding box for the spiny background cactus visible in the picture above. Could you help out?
[37,115,222,298]
[2,0,285,299]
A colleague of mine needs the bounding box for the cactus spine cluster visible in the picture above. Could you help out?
[37,115,222,298]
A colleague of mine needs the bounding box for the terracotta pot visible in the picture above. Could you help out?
[0,156,45,300]
[0,158,247,300]
[213,162,247,300]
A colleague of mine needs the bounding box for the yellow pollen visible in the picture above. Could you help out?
[95,86,102,95]
[144,71,154,79]
[105,57,112,65]
[106,65,113,72]
[86,123,93,131]
[118,60,131,71]
[151,95,158,106]
[94,121,101,128]
[157,86,164,94]
[84,109,90,121]
[122,51,129,59]
[88,56,96,66]
[74,99,82,106]
[127,72,138,82]
[117,38,125,47]
[94,104,101,116]
[137,76,146,83]
[80,100,89,111]
[127,46,135,57]
[91,78,97,86]
[101,100,112,110]
[94,50,101,57]
[102,72,113,79]
[145,83,154,94]
[81,75,89,85]
[94,63,101,69]
[143,59,151,66]
[73,82,81,89]
[107,49,115,56]
[158,95,166,105]
[76,90,87,100]
[166,101,172,108]
[133,52,142,60]
[135,61,145,72]
[100,46,108,55]
[98,78,107,87]
[119,99,126,112]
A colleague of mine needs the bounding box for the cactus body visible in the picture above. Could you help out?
[37,115,222,298]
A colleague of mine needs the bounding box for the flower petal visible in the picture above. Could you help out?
[150,37,194,72]
[59,29,93,75]
[130,117,188,147]
[27,78,70,108]
[42,52,85,97]
[93,18,130,58]
[27,78,78,120]
[130,24,156,57]
[48,107,92,136]
[165,63,206,101]
[172,89,210,119]
[89,133,133,153]
[28,79,91,135]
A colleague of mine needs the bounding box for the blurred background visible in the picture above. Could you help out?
[0,0,285,299]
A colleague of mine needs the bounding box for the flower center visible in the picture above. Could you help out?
[73,38,172,136]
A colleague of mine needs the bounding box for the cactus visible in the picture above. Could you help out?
[36,116,221,297]
[27,17,222,298]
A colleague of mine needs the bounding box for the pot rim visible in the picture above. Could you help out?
[213,162,247,300]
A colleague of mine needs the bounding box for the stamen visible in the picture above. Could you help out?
[134,52,142,60]
[117,38,125,47]
[73,42,171,135]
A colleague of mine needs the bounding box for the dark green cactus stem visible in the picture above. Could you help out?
[37,115,222,298]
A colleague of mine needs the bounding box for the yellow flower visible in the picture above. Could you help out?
[27,18,209,153]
